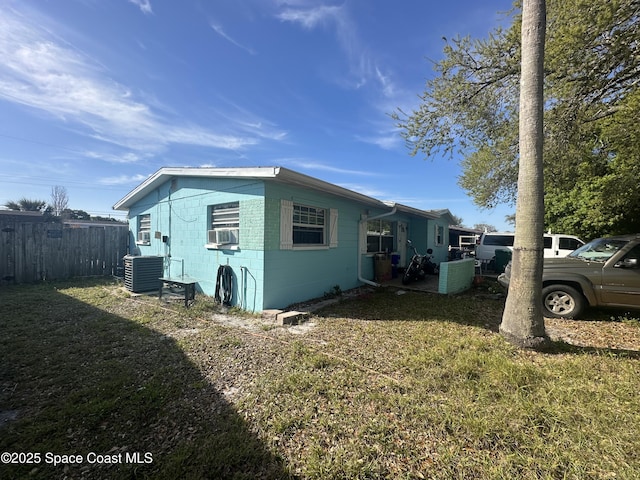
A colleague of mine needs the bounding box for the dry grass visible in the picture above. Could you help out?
[1,278,640,479]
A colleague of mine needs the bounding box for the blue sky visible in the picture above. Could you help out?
[0,0,516,229]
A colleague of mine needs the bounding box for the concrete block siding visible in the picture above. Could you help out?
[263,197,282,251]
[262,182,363,309]
[127,176,370,311]
[129,177,267,310]
[126,172,456,312]
[241,199,265,250]
[438,258,474,294]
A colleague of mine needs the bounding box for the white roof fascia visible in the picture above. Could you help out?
[113,167,281,210]
[113,166,389,211]
[382,201,439,220]
[273,168,388,208]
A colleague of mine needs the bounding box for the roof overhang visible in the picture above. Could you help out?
[431,208,457,224]
[113,166,391,211]
[382,201,439,220]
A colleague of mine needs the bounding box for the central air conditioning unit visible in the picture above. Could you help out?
[208,228,239,245]
[123,255,164,292]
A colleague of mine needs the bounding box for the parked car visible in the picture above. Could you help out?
[498,234,640,318]
[476,232,584,262]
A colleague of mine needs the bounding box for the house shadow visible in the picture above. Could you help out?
[0,280,292,480]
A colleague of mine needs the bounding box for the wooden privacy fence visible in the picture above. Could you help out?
[0,221,130,286]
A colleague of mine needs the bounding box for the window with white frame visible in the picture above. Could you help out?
[293,204,326,245]
[137,214,151,244]
[367,219,395,253]
[207,202,239,246]
[435,224,445,246]
[280,200,338,249]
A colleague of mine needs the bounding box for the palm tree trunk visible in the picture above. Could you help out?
[499,0,550,349]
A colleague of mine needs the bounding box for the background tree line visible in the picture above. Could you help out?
[3,186,124,223]
[395,0,639,241]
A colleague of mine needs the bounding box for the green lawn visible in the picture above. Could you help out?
[1,279,639,479]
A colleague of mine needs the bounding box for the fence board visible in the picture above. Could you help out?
[0,220,129,286]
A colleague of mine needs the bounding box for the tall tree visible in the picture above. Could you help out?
[61,209,91,220]
[504,214,516,226]
[499,0,549,348]
[50,186,69,217]
[394,0,640,241]
[450,214,465,226]
[474,223,498,233]
[4,198,48,212]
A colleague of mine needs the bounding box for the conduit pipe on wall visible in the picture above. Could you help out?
[357,205,397,287]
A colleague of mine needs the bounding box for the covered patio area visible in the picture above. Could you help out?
[380,257,477,295]
[382,274,440,293]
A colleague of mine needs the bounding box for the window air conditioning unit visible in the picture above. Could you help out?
[137,231,150,243]
[208,228,239,245]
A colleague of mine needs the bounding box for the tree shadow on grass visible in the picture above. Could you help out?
[0,281,292,480]
[316,285,640,358]
[315,286,506,330]
[543,340,640,359]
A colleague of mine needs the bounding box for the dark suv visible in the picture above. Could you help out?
[498,235,640,318]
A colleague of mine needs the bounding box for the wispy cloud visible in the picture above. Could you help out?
[84,150,148,164]
[392,196,471,208]
[211,96,289,142]
[336,182,389,199]
[375,66,396,99]
[129,0,153,15]
[354,130,400,150]
[164,125,259,150]
[0,7,279,157]
[277,5,342,29]
[279,158,380,177]
[210,22,257,55]
[98,173,149,185]
[276,3,399,97]
[351,111,404,151]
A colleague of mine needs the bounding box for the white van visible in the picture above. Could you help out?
[475,232,584,261]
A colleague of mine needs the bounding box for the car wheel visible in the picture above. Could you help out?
[541,284,585,319]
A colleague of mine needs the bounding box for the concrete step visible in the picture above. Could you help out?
[276,310,309,326]
[261,309,284,323]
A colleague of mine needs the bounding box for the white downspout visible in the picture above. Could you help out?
[358,206,397,287]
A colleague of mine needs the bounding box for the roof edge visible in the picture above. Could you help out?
[112,167,446,222]
[113,167,282,210]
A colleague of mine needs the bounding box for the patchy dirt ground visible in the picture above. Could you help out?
[545,316,640,352]
[4,280,640,479]
[128,279,640,352]
[467,282,640,352]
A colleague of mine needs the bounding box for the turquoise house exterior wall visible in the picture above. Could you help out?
[261,182,365,309]
[128,176,267,310]
[124,170,453,312]
[429,216,451,265]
